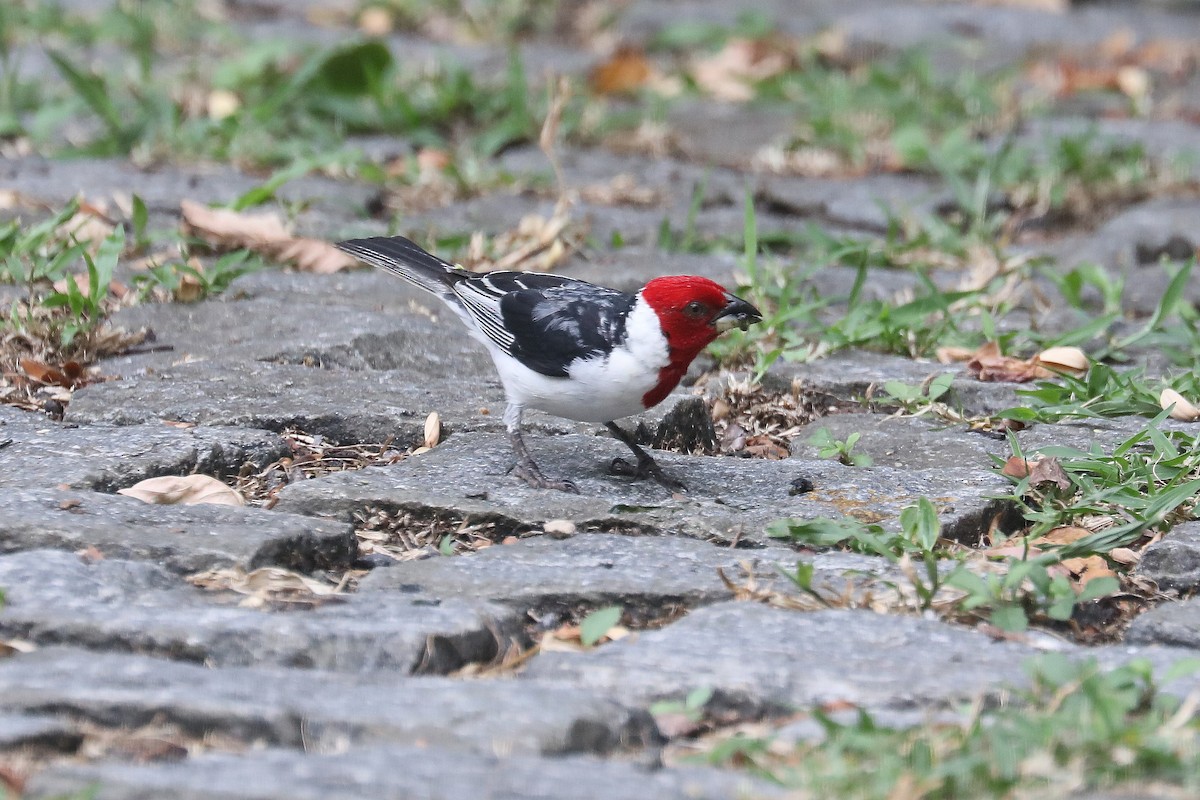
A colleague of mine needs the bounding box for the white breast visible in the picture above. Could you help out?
[489,298,670,423]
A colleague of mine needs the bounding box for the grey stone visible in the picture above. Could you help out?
[0,713,81,753]
[361,533,746,606]
[0,550,520,674]
[0,406,286,491]
[0,489,355,574]
[0,156,376,222]
[0,648,658,756]
[27,744,778,800]
[359,533,912,615]
[1038,198,1200,314]
[522,602,1044,713]
[666,101,797,169]
[755,173,947,233]
[1126,595,1200,649]
[761,352,1023,415]
[274,430,1012,546]
[792,413,1008,472]
[1134,521,1200,594]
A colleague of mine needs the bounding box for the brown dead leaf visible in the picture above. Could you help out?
[1001,456,1032,479]
[1160,388,1200,421]
[966,342,1048,382]
[1028,457,1072,491]
[742,434,790,460]
[589,45,653,94]
[117,474,245,507]
[1033,526,1093,547]
[936,345,976,364]
[692,37,792,102]
[180,200,357,273]
[1061,554,1117,589]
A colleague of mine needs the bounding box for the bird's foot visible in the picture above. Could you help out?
[609,456,687,493]
[512,462,579,494]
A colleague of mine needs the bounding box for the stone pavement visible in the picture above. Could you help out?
[5,1,1200,797]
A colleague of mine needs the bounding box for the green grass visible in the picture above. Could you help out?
[700,655,1200,799]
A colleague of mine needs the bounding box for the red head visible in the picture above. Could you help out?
[638,276,762,407]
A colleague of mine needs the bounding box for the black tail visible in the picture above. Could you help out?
[335,236,467,299]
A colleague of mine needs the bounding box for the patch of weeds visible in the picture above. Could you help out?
[0,205,148,410]
[770,499,957,615]
[807,429,872,467]
[133,250,267,304]
[872,373,955,415]
[697,655,1200,799]
[29,5,550,174]
[761,50,1020,175]
[999,411,1200,558]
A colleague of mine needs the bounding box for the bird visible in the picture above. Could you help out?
[335,235,762,493]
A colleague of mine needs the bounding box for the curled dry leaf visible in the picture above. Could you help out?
[180,200,356,273]
[423,411,441,449]
[1002,456,1071,491]
[118,474,245,507]
[966,342,1088,383]
[1160,388,1200,421]
[1027,457,1072,491]
[1033,346,1089,376]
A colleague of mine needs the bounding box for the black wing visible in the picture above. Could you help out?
[497,282,636,377]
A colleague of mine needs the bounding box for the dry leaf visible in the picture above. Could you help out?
[1027,457,1072,491]
[692,37,792,102]
[1110,547,1140,567]
[936,345,976,364]
[1001,456,1032,480]
[1160,388,1200,421]
[589,45,653,94]
[187,566,344,607]
[118,475,245,507]
[1061,555,1117,589]
[965,341,1084,383]
[180,200,357,273]
[423,411,441,449]
[1033,346,1089,376]
[1033,526,1092,546]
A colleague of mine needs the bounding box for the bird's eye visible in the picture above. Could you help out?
[683,301,707,318]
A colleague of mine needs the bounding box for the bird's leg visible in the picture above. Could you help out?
[505,404,578,493]
[605,422,687,492]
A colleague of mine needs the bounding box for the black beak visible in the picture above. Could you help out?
[713,293,763,332]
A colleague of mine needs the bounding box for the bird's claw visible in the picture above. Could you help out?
[513,463,579,494]
[609,457,687,493]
